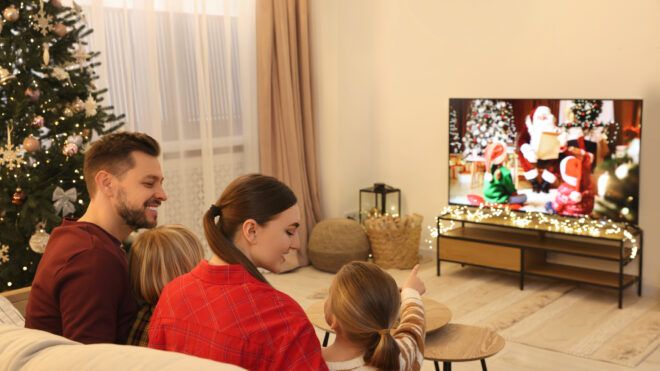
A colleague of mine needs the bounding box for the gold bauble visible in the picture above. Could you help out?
[72,98,84,113]
[23,136,40,152]
[32,115,45,128]
[62,142,78,156]
[3,6,19,22]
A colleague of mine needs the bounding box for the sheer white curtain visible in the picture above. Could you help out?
[75,0,258,239]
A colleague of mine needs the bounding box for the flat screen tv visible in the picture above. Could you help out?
[448,98,642,225]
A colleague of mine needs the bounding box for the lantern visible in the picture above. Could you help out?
[359,183,401,225]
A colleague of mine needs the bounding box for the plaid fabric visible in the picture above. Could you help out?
[126,305,154,347]
[149,261,328,371]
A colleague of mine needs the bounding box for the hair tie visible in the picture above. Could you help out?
[209,204,222,218]
[378,328,392,336]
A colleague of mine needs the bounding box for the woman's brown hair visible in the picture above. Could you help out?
[128,224,205,304]
[203,174,297,284]
[329,261,401,370]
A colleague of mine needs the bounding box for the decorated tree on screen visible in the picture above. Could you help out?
[0,0,123,292]
[557,99,620,144]
[461,99,516,157]
[448,107,461,153]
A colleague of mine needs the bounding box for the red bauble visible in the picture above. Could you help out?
[473,139,477,143]
[62,142,78,156]
[32,115,45,128]
[53,23,67,37]
[23,136,40,152]
[12,189,26,206]
[25,88,40,102]
[50,0,63,7]
[472,112,477,116]
[484,114,489,118]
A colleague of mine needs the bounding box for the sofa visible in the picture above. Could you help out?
[0,288,244,371]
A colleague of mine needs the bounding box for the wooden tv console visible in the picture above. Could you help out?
[436,208,643,308]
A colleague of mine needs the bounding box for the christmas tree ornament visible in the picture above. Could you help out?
[52,186,77,216]
[42,42,50,65]
[52,23,66,37]
[0,244,9,264]
[51,66,70,81]
[29,223,50,254]
[0,126,24,170]
[82,128,91,138]
[31,115,45,129]
[3,6,19,22]
[72,97,85,113]
[84,95,97,117]
[25,88,41,102]
[63,107,74,117]
[50,0,63,7]
[32,1,53,36]
[23,136,40,152]
[67,134,83,147]
[12,188,26,206]
[71,42,90,71]
[62,142,78,156]
[0,67,16,84]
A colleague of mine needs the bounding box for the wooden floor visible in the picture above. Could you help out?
[267,256,660,371]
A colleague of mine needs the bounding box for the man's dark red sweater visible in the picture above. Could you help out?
[25,218,138,344]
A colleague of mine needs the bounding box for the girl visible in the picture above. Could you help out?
[323,262,426,371]
[148,174,327,370]
[126,224,205,346]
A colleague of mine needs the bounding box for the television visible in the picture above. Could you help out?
[448,98,642,225]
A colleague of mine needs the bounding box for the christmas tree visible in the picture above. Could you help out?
[593,140,640,225]
[0,0,122,292]
[448,107,461,153]
[557,99,620,142]
[461,99,515,157]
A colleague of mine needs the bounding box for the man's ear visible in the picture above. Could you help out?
[241,219,258,245]
[95,170,115,197]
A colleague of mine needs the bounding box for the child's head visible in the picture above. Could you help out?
[484,141,506,170]
[128,224,206,305]
[325,261,401,370]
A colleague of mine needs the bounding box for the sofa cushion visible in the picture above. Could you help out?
[0,295,24,326]
[0,324,245,370]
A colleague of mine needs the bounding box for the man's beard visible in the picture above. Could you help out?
[116,189,158,230]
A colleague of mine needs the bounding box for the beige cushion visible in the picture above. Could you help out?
[0,295,24,326]
[308,218,370,273]
[0,324,245,370]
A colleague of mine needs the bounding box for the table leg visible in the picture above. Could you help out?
[434,360,439,371]
[481,358,487,371]
[322,331,329,347]
[443,361,452,371]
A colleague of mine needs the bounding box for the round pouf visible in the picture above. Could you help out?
[308,218,370,273]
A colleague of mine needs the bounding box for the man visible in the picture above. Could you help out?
[25,132,167,344]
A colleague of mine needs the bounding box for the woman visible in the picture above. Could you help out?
[148,174,327,370]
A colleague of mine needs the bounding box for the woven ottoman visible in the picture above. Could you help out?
[308,218,370,273]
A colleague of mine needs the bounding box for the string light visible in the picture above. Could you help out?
[429,205,639,259]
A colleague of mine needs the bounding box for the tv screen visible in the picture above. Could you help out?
[448,98,642,225]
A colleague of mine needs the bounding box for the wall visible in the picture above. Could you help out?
[310,0,660,295]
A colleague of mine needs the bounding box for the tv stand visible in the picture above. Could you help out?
[436,207,642,309]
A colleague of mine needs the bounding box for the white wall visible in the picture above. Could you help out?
[311,0,660,295]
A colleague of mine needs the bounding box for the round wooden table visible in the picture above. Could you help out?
[305,297,452,347]
[424,324,505,371]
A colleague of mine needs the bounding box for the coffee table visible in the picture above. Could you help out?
[424,323,505,371]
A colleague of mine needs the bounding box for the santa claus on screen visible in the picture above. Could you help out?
[517,106,567,193]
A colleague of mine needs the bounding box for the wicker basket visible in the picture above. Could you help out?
[365,214,423,269]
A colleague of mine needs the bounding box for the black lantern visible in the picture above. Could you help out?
[359,183,401,225]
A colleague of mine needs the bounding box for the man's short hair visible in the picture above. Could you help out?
[83,132,160,197]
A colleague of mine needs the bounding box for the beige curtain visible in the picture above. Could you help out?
[256,0,322,270]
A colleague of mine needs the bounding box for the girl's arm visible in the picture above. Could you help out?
[393,288,425,371]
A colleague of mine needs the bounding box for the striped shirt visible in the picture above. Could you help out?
[325,288,426,371]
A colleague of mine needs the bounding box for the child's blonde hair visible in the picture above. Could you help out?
[128,224,205,305]
[329,261,401,370]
